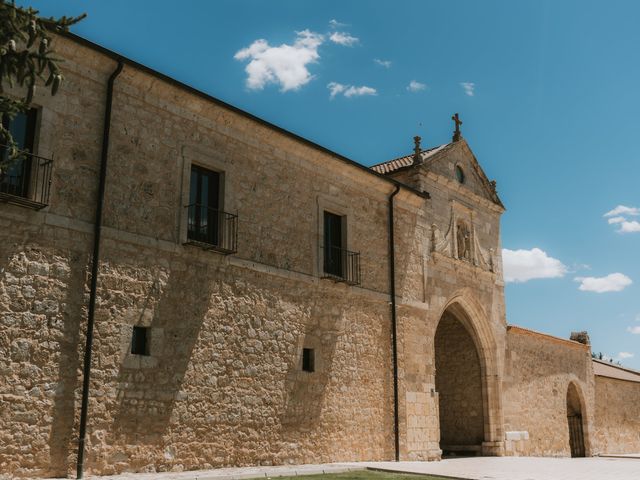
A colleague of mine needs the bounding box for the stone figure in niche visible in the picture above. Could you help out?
[456,221,472,261]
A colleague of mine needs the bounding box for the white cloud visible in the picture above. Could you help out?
[627,326,640,334]
[574,273,632,293]
[618,352,635,359]
[329,31,359,46]
[374,58,392,68]
[460,82,475,96]
[604,206,640,233]
[604,205,640,217]
[502,248,568,283]
[619,221,640,233]
[234,30,323,91]
[327,82,346,98]
[407,80,427,92]
[329,19,348,29]
[327,82,377,99]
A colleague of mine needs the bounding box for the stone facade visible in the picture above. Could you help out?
[0,33,639,478]
[590,362,640,454]
[502,326,594,457]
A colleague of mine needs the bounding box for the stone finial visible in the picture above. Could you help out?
[413,135,422,165]
[452,113,463,142]
[490,180,497,193]
[570,331,590,345]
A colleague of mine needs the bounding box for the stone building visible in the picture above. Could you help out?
[1,33,639,478]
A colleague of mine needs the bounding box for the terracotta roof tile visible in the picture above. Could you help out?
[370,144,450,174]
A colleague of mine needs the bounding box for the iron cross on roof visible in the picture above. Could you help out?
[452,113,463,142]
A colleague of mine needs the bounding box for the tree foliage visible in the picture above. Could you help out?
[0,0,85,167]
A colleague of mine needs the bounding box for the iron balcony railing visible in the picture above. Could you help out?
[185,203,238,254]
[0,146,52,209]
[322,245,361,286]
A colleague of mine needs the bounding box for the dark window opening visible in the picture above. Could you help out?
[188,165,220,245]
[131,326,150,356]
[1,109,38,199]
[455,165,465,184]
[185,165,238,254]
[323,211,344,277]
[302,348,315,372]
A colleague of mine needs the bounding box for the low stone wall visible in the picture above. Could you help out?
[591,375,640,454]
[502,326,594,457]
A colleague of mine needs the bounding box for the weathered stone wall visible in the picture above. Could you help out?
[0,35,112,477]
[0,34,421,477]
[81,251,397,474]
[503,326,594,457]
[591,375,640,454]
[0,242,89,477]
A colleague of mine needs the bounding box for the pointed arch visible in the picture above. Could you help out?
[435,289,504,456]
[566,380,589,457]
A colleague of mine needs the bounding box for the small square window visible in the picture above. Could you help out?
[302,348,315,372]
[131,326,149,356]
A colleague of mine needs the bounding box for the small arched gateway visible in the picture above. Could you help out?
[433,297,503,458]
[567,382,586,457]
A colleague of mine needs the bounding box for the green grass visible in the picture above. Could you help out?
[266,470,457,480]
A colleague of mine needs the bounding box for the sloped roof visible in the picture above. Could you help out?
[370,144,450,174]
[371,139,504,209]
[593,358,640,383]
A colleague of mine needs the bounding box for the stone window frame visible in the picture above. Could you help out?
[314,194,354,279]
[1,102,47,206]
[1,94,43,155]
[296,333,324,374]
[122,324,163,369]
[177,145,229,246]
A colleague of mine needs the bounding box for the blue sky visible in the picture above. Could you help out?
[21,0,640,367]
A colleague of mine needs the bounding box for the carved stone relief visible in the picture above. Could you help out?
[430,203,495,273]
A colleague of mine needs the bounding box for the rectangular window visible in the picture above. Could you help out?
[1,109,38,199]
[323,211,344,277]
[302,348,315,372]
[131,326,150,356]
[188,165,221,245]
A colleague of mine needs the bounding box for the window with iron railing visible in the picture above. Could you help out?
[185,165,237,254]
[322,211,361,285]
[0,109,52,209]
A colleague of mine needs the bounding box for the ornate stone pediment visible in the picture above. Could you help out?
[430,202,496,274]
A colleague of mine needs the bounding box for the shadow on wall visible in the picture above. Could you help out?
[107,263,214,461]
[48,252,88,476]
[281,298,342,435]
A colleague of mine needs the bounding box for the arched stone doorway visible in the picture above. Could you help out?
[567,382,586,457]
[435,309,485,457]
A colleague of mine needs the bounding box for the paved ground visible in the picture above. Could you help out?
[51,463,362,480]
[58,457,640,480]
[365,457,640,480]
